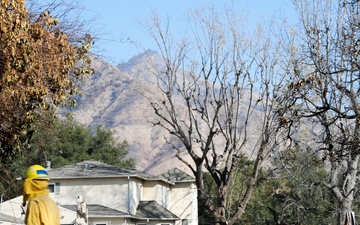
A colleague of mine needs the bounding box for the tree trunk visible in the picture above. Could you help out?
[213,208,228,225]
[337,155,359,225]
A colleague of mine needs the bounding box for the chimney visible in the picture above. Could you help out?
[46,161,51,170]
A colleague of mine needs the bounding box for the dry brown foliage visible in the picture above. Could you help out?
[0,0,92,161]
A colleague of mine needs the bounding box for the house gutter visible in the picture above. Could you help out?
[137,217,181,221]
[127,176,131,214]
[0,193,3,213]
[48,175,175,185]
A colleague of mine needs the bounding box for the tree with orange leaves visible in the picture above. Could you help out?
[0,0,92,162]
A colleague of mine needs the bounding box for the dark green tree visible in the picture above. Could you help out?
[241,150,335,225]
[87,126,133,168]
[28,114,135,169]
[198,156,272,225]
[0,113,135,200]
[278,0,360,223]
[198,151,337,225]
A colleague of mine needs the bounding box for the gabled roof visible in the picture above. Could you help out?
[136,201,180,220]
[160,168,195,183]
[0,212,24,224]
[61,204,133,218]
[0,196,25,224]
[47,160,173,184]
[61,201,179,221]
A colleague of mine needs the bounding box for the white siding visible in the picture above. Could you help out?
[50,178,128,212]
[128,177,142,214]
[142,181,158,200]
[169,182,198,225]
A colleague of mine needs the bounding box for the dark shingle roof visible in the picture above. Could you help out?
[160,168,195,183]
[61,204,133,218]
[48,160,173,184]
[136,201,180,220]
[61,202,179,221]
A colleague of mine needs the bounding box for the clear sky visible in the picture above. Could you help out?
[78,0,297,65]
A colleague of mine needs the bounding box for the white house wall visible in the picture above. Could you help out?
[141,181,158,201]
[50,178,129,212]
[142,180,198,225]
[169,183,198,225]
[128,177,142,215]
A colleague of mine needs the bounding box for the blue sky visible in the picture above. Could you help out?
[79,1,297,65]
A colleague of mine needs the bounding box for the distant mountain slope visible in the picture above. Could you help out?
[70,53,190,175]
[69,51,264,175]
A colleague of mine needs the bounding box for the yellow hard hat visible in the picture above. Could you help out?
[25,165,49,180]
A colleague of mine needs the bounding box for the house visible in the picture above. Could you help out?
[0,196,76,225]
[0,160,198,225]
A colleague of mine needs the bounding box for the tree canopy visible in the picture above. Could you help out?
[144,1,360,224]
[145,6,289,225]
[0,0,92,162]
[278,0,360,223]
[0,113,135,200]
[29,114,135,169]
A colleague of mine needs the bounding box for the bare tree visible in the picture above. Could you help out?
[281,0,360,224]
[144,6,289,225]
[26,0,95,43]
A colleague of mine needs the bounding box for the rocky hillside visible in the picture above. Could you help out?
[68,50,264,175]
[68,51,188,175]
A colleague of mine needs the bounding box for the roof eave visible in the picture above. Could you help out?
[89,215,136,219]
[50,175,175,185]
[135,217,180,221]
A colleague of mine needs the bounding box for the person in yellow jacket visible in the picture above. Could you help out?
[22,164,60,225]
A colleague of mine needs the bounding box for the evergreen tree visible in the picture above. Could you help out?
[0,114,135,200]
[198,151,336,225]
[241,150,335,225]
[29,114,135,168]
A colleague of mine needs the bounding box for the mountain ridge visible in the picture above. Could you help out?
[70,52,190,175]
[69,51,264,175]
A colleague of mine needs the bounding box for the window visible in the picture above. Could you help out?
[158,185,169,208]
[94,222,108,225]
[48,182,60,194]
[182,219,188,225]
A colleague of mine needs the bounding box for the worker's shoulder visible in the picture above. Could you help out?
[30,195,56,204]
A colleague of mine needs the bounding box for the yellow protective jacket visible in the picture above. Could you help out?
[23,179,60,225]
